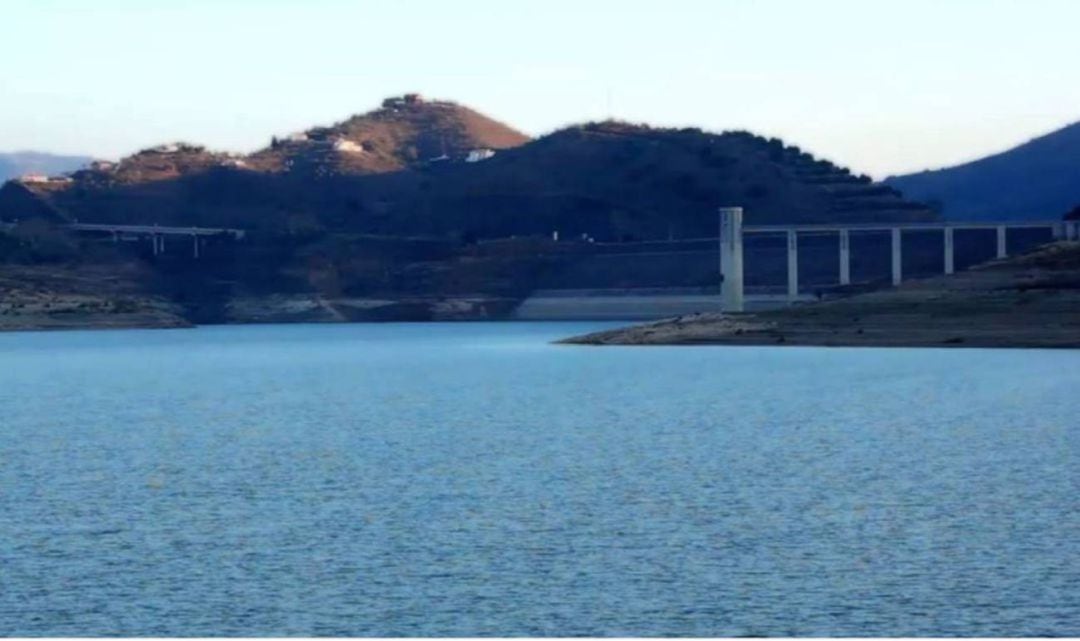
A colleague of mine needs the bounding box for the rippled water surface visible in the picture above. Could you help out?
[2,322,1079,636]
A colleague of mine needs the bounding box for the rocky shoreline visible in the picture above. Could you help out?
[560,242,1080,349]
[0,263,191,332]
[0,263,524,332]
[5,243,1080,343]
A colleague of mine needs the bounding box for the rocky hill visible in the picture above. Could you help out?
[885,121,1080,221]
[1,106,935,238]
[0,96,943,328]
[246,94,530,175]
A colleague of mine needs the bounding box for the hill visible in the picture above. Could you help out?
[0,96,940,328]
[0,151,92,182]
[885,121,1080,221]
[2,114,935,238]
[246,93,530,175]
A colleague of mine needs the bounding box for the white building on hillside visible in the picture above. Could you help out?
[465,148,496,163]
[333,139,365,154]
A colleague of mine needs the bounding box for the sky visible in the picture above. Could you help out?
[2,0,1079,178]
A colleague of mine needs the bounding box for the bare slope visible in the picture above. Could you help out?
[0,261,189,331]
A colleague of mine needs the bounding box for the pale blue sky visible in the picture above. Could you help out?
[2,0,1079,177]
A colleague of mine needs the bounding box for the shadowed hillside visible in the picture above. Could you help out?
[885,121,1080,221]
[3,114,935,240]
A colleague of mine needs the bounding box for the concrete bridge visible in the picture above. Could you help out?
[719,207,1079,312]
[67,223,247,258]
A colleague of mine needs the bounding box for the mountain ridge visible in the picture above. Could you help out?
[0,95,943,328]
[2,98,936,236]
[885,120,1080,221]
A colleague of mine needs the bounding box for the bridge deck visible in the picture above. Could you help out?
[742,220,1064,233]
[67,223,246,238]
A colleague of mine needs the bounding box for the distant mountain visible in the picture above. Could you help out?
[0,151,92,182]
[884,121,1080,221]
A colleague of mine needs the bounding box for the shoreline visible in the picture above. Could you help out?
[559,242,1080,349]
[4,243,1079,347]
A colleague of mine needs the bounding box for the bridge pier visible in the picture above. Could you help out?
[150,234,167,256]
[839,229,851,285]
[891,228,902,286]
[944,227,955,275]
[719,207,744,312]
[996,226,1007,259]
[787,229,799,301]
[1067,221,1079,241]
[192,234,200,259]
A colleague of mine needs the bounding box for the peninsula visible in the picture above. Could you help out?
[560,242,1080,348]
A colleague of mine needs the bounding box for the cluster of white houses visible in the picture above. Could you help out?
[16,174,72,184]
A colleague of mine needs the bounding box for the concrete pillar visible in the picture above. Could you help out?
[719,207,744,312]
[1052,222,1065,240]
[996,226,1007,259]
[151,235,159,256]
[839,229,851,285]
[944,227,955,275]
[891,228,902,286]
[787,229,799,301]
[192,234,200,259]
[1068,221,1079,241]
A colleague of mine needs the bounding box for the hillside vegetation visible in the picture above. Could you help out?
[2,99,935,239]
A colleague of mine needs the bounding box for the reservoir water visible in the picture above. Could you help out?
[1,322,1079,636]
